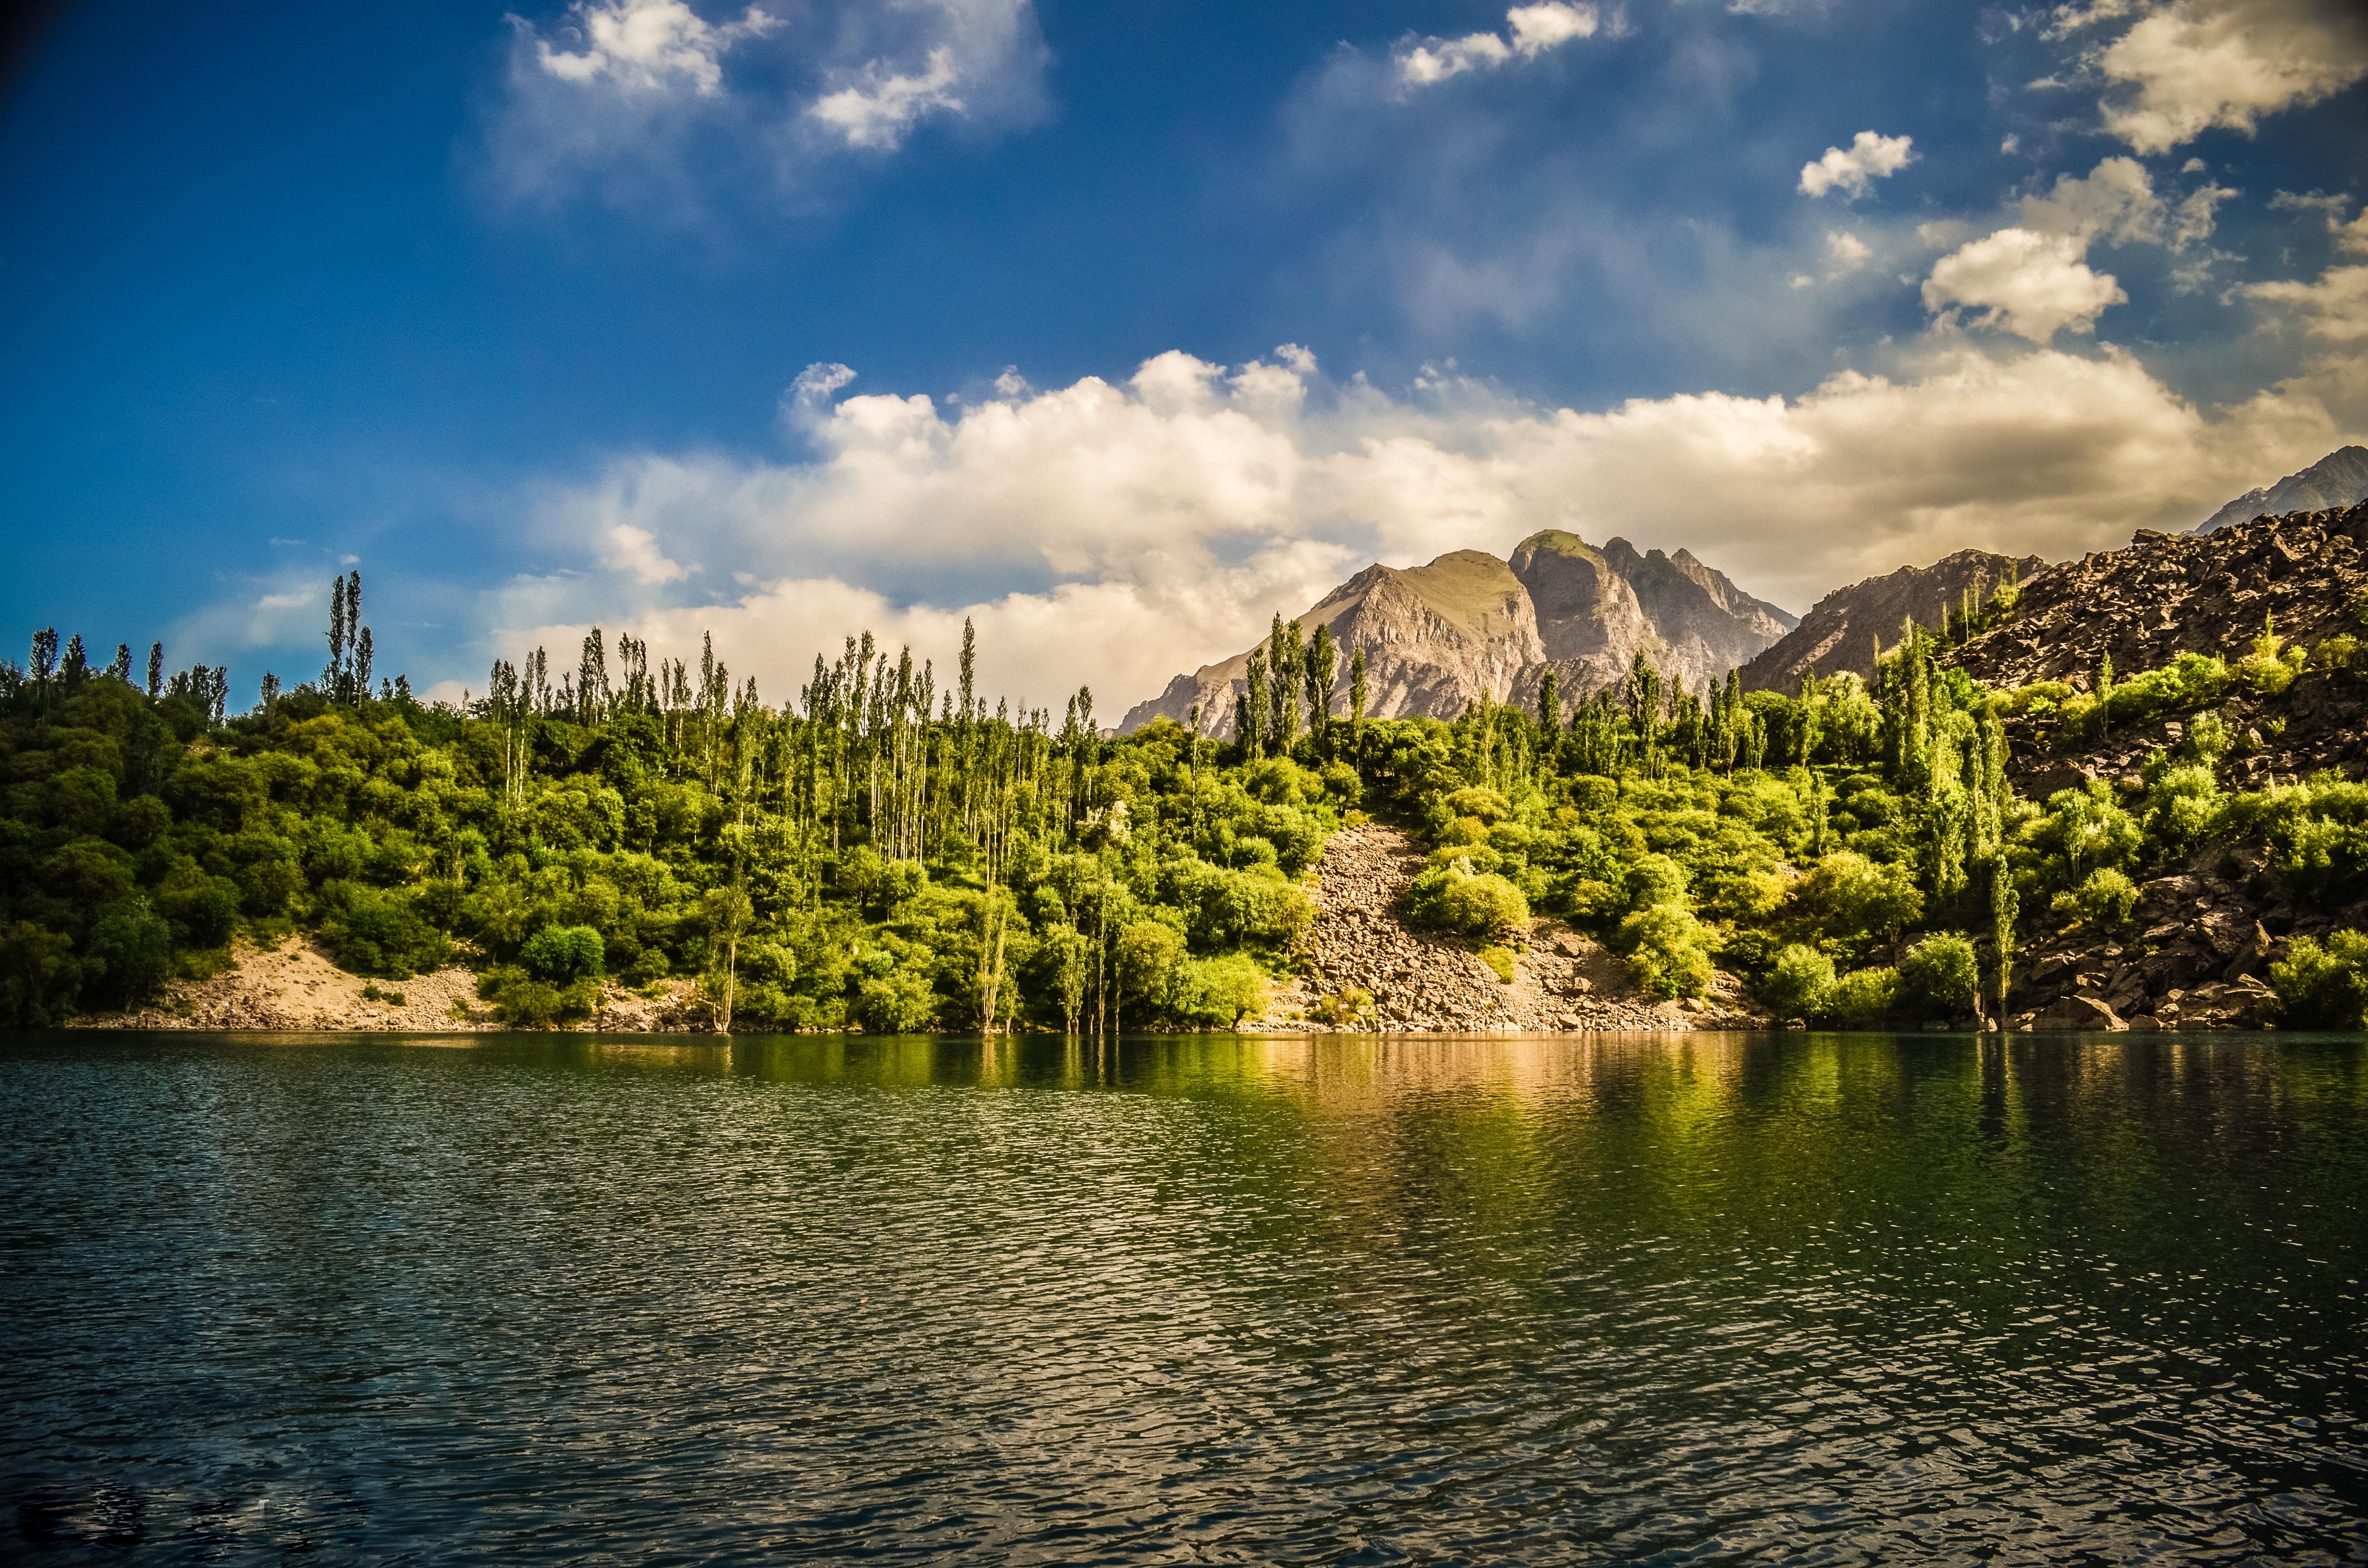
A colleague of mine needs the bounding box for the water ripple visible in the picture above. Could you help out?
[1,1030,2363,1564]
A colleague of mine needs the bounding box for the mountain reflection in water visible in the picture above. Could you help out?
[2,1030,2362,1564]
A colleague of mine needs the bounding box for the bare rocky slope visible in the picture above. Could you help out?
[2195,444,2368,535]
[1946,503,2368,792]
[75,938,715,1033]
[1252,821,1766,1032]
[1740,548,2046,693]
[1941,502,2368,1033]
[1122,530,1794,735]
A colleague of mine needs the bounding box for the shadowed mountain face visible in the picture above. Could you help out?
[1120,532,1795,736]
[1738,548,2047,693]
[2196,447,2368,535]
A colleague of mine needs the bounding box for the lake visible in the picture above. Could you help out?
[2,1030,2363,1564]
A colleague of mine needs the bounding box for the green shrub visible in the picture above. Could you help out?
[1477,944,1516,983]
[1444,786,1511,823]
[2143,764,2222,858]
[1825,966,1898,1028]
[1759,943,1835,1021]
[855,965,938,1034]
[520,923,604,983]
[1311,986,1375,1027]
[498,978,566,1028]
[1623,853,1690,912]
[1406,861,1529,939]
[0,920,83,1025]
[2268,931,2368,1030]
[318,882,451,979]
[156,868,243,948]
[1171,953,1269,1029]
[1897,933,1979,1019]
[1116,920,1185,1015]
[84,898,173,1008]
[2053,867,2138,931]
[1617,903,1713,998]
[1794,852,1923,943]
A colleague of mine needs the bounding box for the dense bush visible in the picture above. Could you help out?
[1896,933,1978,1019]
[1759,943,1835,1021]
[1617,903,1713,998]
[318,882,451,979]
[1825,967,1898,1028]
[1405,861,1530,940]
[2054,868,2137,931]
[2268,931,2368,1031]
[520,924,604,983]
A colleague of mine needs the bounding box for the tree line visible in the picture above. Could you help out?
[4,571,2365,1032]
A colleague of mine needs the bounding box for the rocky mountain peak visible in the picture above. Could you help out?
[1740,546,2047,692]
[2196,445,2368,535]
[1122,530,1795,736]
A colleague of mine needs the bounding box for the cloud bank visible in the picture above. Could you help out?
[468,330,2351,711]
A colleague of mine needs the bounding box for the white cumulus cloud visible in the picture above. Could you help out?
[1923,228,2128,342]
[2094,0,2368,153]
[530,0,780,95]
[1798,131,1915,198]
[1397,2,1599,86]
[487,0,1048,212]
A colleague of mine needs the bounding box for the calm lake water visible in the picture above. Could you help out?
[1,1031,2364,1565]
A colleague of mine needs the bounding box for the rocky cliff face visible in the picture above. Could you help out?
[1937,503,2368,1034]
[2195,445,2368,535]
[1122,532,1794,735]
[1739,548,2047,693]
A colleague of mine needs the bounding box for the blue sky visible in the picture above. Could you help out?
[3,0,2364,707]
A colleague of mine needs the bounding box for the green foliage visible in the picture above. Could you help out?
[1760,943,1835,1021]
[1170,953,1269,1029]
[1,920,83,1024]
[84,899,173,1008]
[2053,867,2137,931]
[5,604,2331,1036]
[1311,985,1376,1027]
[1477,944,1516,983]
[1623,853,1690,911]
[1825,967,1898,1028]
[2268,931,2368,1031]
[318,882,451,980]
[1405,860,1530,939]
[1793,852,1923,945]
[1617,903,1713,998]
[1896,932,1979,1019]
[2241,778,2368,903]
[520,924,604,983]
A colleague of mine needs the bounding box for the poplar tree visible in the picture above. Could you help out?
[1349,646,1368,759]
[146,643,163,698]
[325,575,347,692]
[1306,623,1336,757]
[1537,667,1560,738]
[1242,652,1269,760]
[1990,868,2018,1023]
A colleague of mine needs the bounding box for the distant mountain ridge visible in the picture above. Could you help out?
[1738,548,2047,693]
[2195,445,2368,535]
[1119,532,1796,736]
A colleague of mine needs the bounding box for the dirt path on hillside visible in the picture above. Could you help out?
[1260,821,1766,1032]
